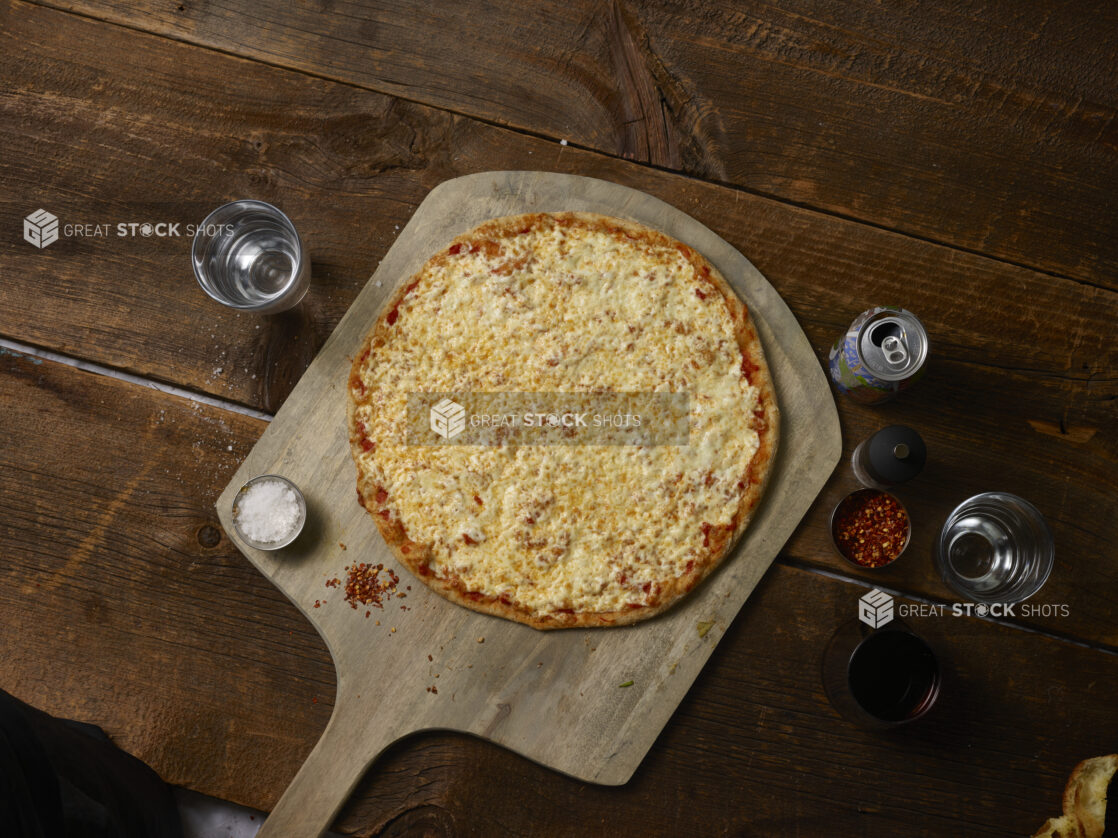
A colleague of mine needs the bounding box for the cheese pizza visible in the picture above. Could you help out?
[347,212,778,628]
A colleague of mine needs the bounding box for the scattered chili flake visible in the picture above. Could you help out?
[325,578,340,589]
[832,489,909,568]
[343,562,400,609]
[427,654,433,662]
[339,542,347,551]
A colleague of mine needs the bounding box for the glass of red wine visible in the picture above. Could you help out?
[822,619,940,728]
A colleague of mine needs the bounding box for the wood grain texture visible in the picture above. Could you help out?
[0,347,334,808]
[1,346,1114,835]
[219,171,840,836]
[332,563,1118,838]
[1,0,1115,647]
[30,0,1118,286]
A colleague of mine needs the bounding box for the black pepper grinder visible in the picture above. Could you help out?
[852,425,926,489]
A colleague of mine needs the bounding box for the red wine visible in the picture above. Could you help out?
[848,630,939,722]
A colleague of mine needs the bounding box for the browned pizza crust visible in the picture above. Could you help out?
[348,211,779,629]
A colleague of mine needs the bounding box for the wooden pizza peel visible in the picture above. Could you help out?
[215,172,841,836]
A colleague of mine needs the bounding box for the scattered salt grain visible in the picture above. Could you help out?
[560,139,568,146]
[235,478,303,544]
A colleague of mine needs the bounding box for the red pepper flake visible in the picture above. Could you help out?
[832,489,909,568]
[325,577,340,589]
[343,562,400,609]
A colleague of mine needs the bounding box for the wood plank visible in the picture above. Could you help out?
[0,347,334,807]
[29,0,1118,286]
[2,350,1115,835]
[335,565,1118,838]
[1,1,1115,647]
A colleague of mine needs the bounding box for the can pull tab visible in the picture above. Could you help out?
[881,334,909,366]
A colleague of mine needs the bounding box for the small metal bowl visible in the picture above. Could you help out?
[231,474,307,550]
[830,488,911,569]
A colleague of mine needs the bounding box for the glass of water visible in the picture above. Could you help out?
[935,492,1054,603]
[192,200,309,314]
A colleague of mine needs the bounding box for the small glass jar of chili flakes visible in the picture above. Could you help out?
[830,488,910,568]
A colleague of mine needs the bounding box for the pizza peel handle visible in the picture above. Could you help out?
[255,692,401,838]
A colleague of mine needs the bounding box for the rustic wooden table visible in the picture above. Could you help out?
[2,1,1115,835]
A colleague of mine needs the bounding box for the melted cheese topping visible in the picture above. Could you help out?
[352,216,762,616]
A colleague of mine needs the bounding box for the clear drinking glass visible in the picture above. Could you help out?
[192,200,309,314]
[935,492,1054,603]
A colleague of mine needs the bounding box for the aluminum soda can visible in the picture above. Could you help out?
[829,307,928,403]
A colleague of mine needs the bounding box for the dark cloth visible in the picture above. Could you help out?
[0,689,181,838]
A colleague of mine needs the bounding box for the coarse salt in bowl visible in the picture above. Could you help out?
[232,474,306,550]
